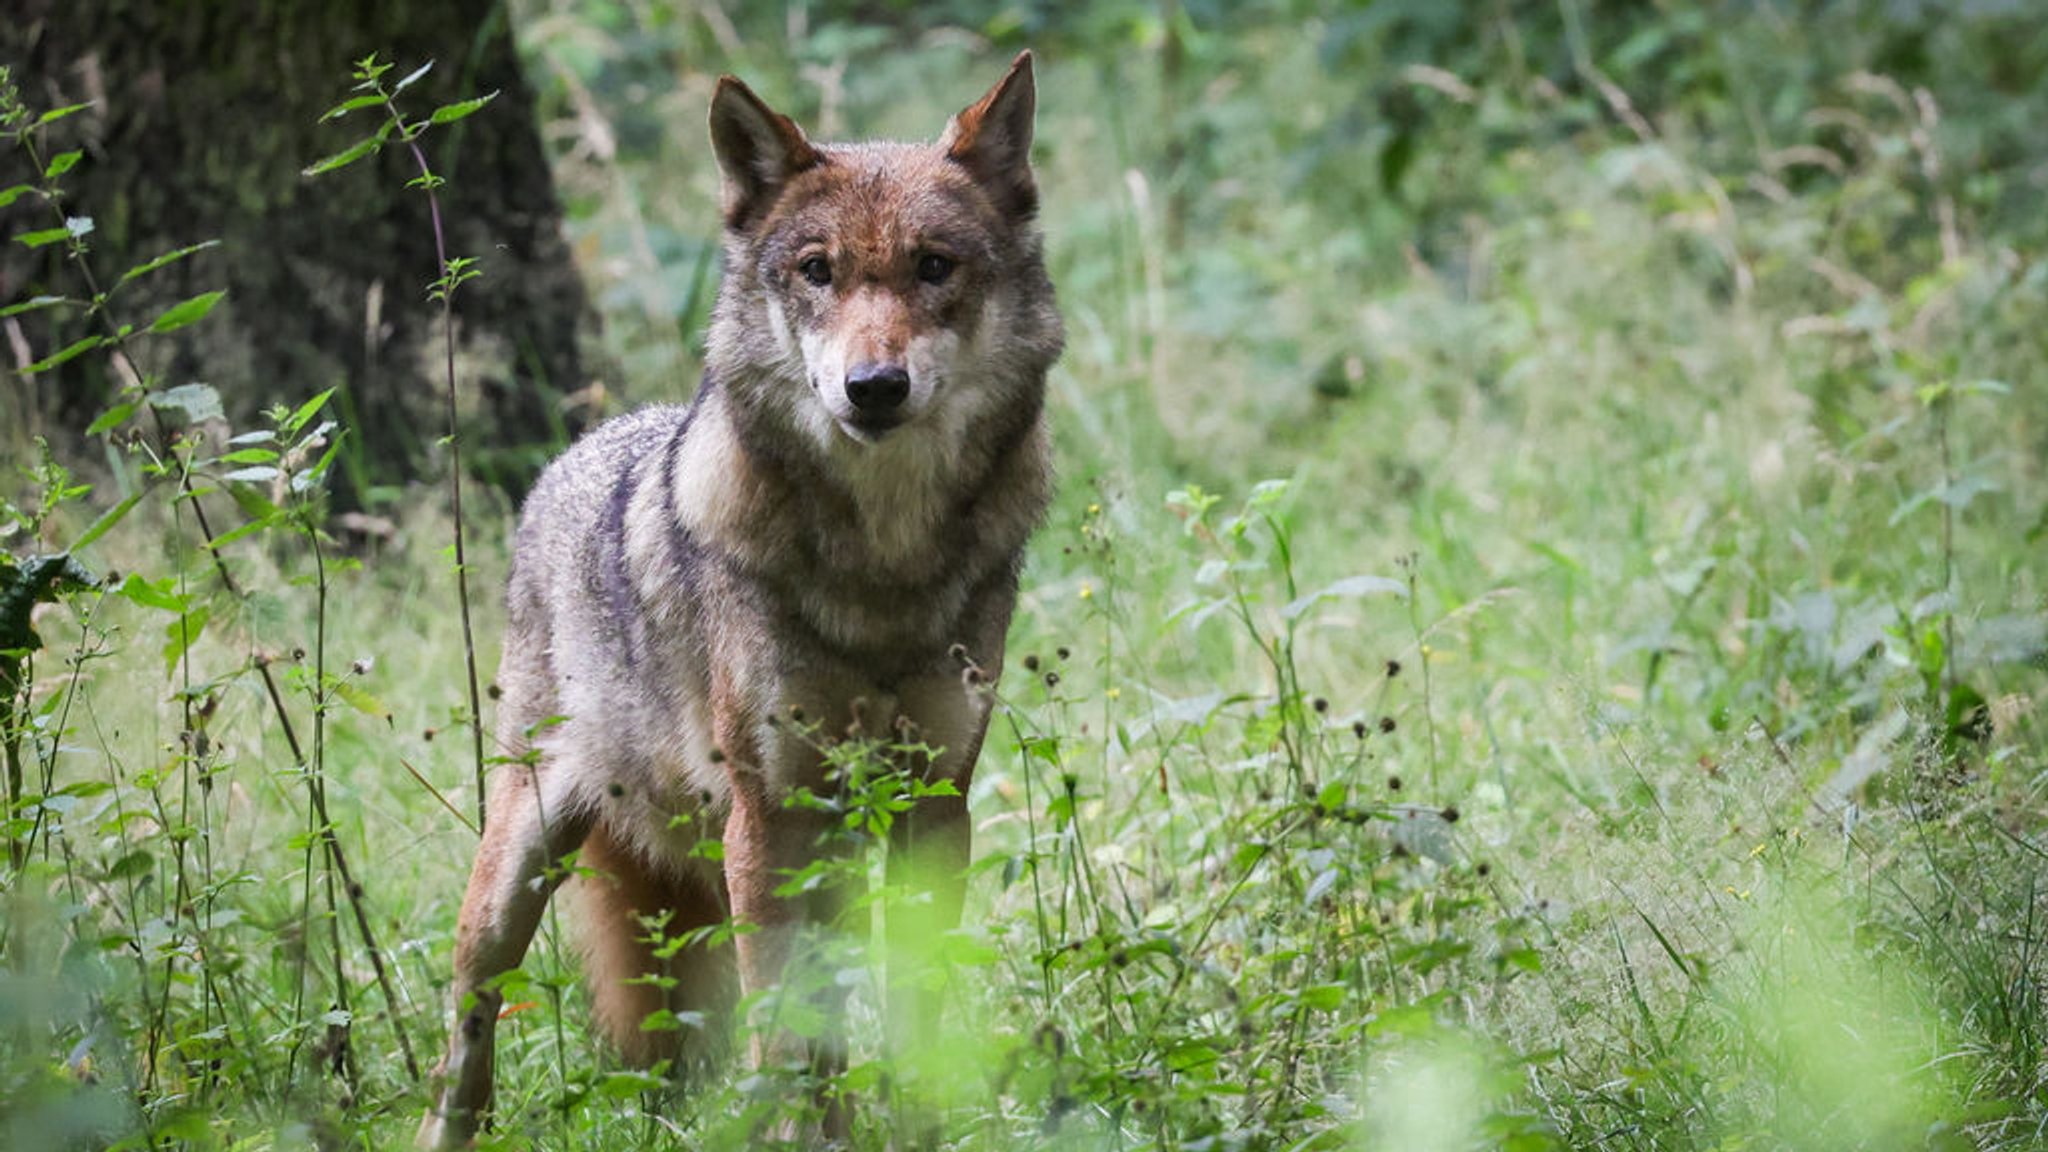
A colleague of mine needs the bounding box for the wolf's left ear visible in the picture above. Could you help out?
[710,77,822,231]
[941,51,1039,218]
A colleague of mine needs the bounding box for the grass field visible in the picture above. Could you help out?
[4,4,2046,1149]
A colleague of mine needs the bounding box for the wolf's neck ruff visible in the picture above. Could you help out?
[665,373,1049,663]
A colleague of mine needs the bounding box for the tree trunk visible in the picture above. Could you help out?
[1,0,597,505]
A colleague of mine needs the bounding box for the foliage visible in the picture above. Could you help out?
[3,3,2046,1150]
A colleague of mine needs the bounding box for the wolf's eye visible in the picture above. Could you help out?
[916,253,957,285]
[798,255,832,287]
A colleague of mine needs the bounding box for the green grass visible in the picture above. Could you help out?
[5,4,2046,1149]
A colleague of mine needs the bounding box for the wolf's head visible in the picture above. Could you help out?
[703,53,1062,463]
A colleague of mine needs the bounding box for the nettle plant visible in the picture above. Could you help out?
[955,480,1549,1145]
[0,55,492,1142]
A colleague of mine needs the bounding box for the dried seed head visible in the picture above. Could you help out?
[1440,805,1460,823]
[1385,659,1402,678]
[423,728,437,742]
[1056,646,1071,661]
[487,682,503,700]
[948,642,970,665]
[1023,654,1041,673]
[1387,774,1402,791]
[607,781,625,798]
[788,704,806,723]
[1378,716,1397,734]
[1312,696,1329,714]
[1352,720,1368,739]
[708,746,726,764]
[1043,671,1061,689]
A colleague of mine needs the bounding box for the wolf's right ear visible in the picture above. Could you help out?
[709,77,821,231]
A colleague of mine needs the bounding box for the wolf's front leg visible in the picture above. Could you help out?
[419,765,593,1150]
[884,668,993,1054]
[721,760,859,1143]
[721,765,848,1044]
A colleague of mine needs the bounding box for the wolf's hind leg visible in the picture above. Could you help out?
[576,826,736,1074]
[418,762,594,1150]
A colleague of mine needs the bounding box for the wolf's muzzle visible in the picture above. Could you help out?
[845,363,910,433]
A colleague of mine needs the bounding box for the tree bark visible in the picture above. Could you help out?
[1,0,597,504]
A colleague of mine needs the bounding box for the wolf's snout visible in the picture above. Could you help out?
[845,364,910,418]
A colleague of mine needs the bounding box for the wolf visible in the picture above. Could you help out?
[417,52,1061,1148]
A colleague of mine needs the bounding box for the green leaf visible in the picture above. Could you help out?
[429,92,497,125]
[281,387,337,436]
[1164,1041,1222,1076]
[215,447,280,466]
[148,290,226,334]
[36,102,94,126]
[302,136,383,178]
[393,60,435,94]
[85,401,136,436]
[14,226,71,249]
[0,294,76,318]
[0,183,35,209]
[297,429,348,491]
[71,492,142,552]
[333,680,390,720]
[151,382,224,425]
[117,240,220,287]
[162,605,211,679]
[22,334,103,373]
[44,149,83,179]
[1297,984,1347,1012]
[103,849,154,882]
[201,515,275,553]
[1366,999,1439,1038]
[1282,573,1409,620]
[320,94,386,122]
[117,573,187,613]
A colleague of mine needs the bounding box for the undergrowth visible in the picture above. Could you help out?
[3,4,2045,1151]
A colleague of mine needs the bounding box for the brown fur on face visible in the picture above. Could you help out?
[418,53,1060,1150]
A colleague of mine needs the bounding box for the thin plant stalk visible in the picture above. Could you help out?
[380,95,490,834]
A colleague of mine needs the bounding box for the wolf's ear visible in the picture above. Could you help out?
[709,77,822,231]
[941,51,1039,218]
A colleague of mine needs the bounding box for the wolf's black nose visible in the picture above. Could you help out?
[845,364,910,414]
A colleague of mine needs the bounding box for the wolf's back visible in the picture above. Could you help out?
[498,405,697,732]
